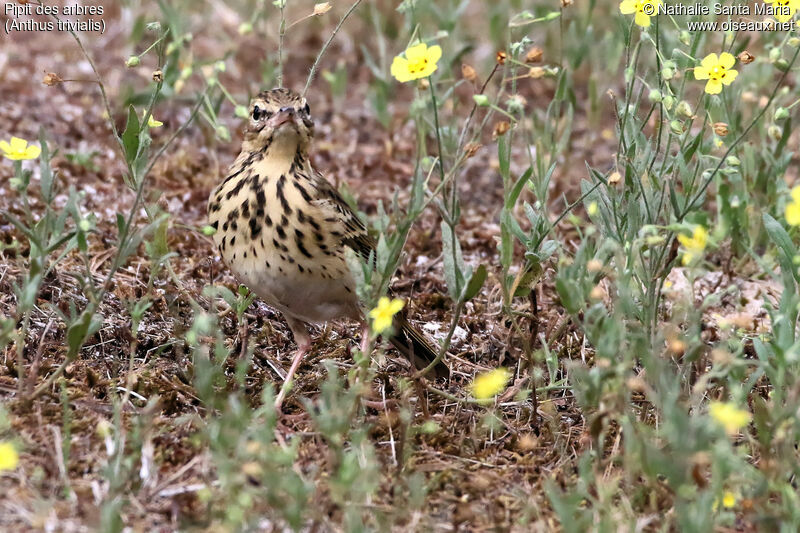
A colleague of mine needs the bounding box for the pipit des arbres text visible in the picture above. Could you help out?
[208,88,449,407]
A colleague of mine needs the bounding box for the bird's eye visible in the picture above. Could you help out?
[303,103,310,115]
[252,105,262,120]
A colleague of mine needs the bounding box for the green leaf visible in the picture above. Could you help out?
[441,221,465,301]
[763,213,797,282]
[498,135,511,181]
[38,128,54,203]
[461,264,487,301]
[555,277,583,314]
[66,309,102,359]
[121,105,141,167]
[506,167,533,209]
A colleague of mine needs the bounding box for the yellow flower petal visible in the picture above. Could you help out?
[619,0,638,14]
[721,69,738,85]
[719,52,736,69]
[694,66,710,80]
[147,115,163,128]
[709,401,751,435]
[1,137,41,160]
[390,56,412,83]
[701,53,719,70]
[471,368,512,400]
[790,185,800,203]
[369,297,405,335]
[405,43,428,62]
[786,201,800,226]
[634,11,651,26]
[705,79,723,94]
[426,44,442,65]
[24,144,41,159]
[9,137,27,152]
[692,226,708,248]
[722,491,736,509]
[391,42,442,83]
[0,441,19,471]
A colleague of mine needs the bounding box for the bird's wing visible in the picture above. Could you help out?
[309,171,376,261]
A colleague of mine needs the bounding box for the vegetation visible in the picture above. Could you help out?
[2,0,800,530]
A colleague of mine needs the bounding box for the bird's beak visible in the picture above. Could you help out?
[268,107,296,130]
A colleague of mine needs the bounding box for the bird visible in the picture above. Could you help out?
[207,87,449,407]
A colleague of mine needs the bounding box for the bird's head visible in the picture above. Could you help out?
[242,88,314,158]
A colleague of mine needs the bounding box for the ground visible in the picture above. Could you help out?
[0,1,792,531]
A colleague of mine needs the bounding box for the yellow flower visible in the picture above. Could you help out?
[369,297,404,335]
[0,441,19,471]
[722,491,736,508]
[694,53,738,95]
[785,186,800,226]
[709,401,751,435]
[390,42,442,83]
[146,114,163,128]
[765,0,799,22]
[619,0,661,27]
[677,225,708,265]
[471,368,512,400]
[0,137,41,161]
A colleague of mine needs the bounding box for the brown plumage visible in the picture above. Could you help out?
[207,88,449,407]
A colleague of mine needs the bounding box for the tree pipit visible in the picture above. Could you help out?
[208,88,449,408]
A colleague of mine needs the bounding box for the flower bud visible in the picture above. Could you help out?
[506,94,527,114]
[775,59,790,72]
[238,22,253,35]
[648,89,663,102]
[676,100,693,118]
[769,47,781,62]
[544,11,561,20]
[461,63,477,82]
[775,107,790,121]
[125,56,140,68]
[528,67,546,78]
[670,120,684,135]
[216,125,231,141]
[313,2,332,15]
[661,67,674,80]
[662,95,675,110]
[234,105,249,118]
[587,259,603,272]
[679,31,691,46]
[473,94,490,106]
[525,47,543,64]
[725,155,740,166]
[768,125,782,141]
[493,121,510,137]
[738,50,755,64]
[713,122,729,136]
[464,142,481,158]
[789,37,800,48]
[202,225,217,236]
[42,72,63,86]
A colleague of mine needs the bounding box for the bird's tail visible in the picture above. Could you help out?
[389,315,450,379]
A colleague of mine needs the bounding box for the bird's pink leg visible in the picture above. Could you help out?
[360,322,371,355]
[275,318,312,410]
